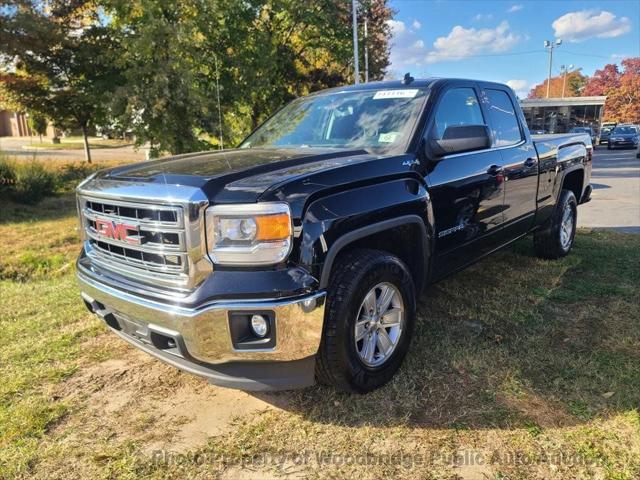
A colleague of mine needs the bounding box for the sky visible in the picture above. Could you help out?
[385,0,640,97]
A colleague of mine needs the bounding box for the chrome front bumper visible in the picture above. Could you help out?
[78,270,326,390]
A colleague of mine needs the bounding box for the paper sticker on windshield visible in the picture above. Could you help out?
[379,132,399,143]
[373,89,418,99]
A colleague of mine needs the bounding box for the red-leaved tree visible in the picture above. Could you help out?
[527,70,587,99]
[583,58,640,123]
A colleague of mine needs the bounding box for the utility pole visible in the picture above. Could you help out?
[364,15,369,83]
[214,54,223,150]
[352,0,360,84]
[544,39,562,98]
[561,64,574,98]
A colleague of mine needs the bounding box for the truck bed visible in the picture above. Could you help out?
[531,133,592,150]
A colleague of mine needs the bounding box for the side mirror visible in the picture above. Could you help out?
[429,125,491,157]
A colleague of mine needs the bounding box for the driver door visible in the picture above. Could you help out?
[425,83,507,277]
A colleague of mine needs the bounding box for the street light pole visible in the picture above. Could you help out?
[544,39,562,98]
[364,15,369,83]
[213,54,224,150]
[352,0,360,84]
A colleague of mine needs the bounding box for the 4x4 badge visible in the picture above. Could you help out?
[402,159,420,166]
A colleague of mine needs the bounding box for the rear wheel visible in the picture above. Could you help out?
[316,249,416,393]
[533,189,577,259]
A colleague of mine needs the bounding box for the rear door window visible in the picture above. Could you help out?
[485,89,523,147]
[433,88,484,139]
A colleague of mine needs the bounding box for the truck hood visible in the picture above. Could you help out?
[97,147,380,203]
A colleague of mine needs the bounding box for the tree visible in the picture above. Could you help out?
[28,112,48,142]
[583,58,639,123]
[527,69,587,99]
[105,0,393,154]
[0,0,124,163]
[359,0,393,82]
[583,63,621,96]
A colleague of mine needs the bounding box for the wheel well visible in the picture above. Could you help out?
[328,223,427,294]
[562,169,584,201]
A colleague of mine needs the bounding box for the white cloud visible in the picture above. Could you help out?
[610,53,630,60]
[508,4,523,13]
[387,19,406,35]
[425,21,520,63]
[474,13,494,21]
[387,19,520,72]
[412,20,422,30]
[552,10,631,42]
[506,79,528,91]
[506,79,529,97]
[387,19,428,72]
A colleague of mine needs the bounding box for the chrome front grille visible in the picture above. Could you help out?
[80,196,191,289]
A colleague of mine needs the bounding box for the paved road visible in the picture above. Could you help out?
[0,136,146,163]
[578,146,640,233]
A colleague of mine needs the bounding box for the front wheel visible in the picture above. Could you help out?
[316,249,416,393]
[533,189,577,259]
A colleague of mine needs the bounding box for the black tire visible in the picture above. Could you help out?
[315,249,416,393]
[533,189,577,259]
[607,144,612,150]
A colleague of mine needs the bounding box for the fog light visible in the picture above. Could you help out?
[250,315,269,337]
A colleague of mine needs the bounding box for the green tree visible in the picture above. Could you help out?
[106,0,221,156]
[28,112,48,142]
[0,0,124,163]
[105,0,393,154]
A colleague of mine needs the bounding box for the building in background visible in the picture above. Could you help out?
[519,96,606,134]
[0,109,33,137]
[0,109,57,138]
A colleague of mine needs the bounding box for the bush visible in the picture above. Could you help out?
[0,157,17,197]
[58,162,98,183]
[5,160,58,204]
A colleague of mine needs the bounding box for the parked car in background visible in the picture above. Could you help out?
[599,125,615,145]
[76,78,593,392]
[608,125,640,150]
[570,126,597,146]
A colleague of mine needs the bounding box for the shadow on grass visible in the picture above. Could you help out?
[0,193,77,224]
[254,231,640,431]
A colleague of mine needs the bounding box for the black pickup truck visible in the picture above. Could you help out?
[77,78,592,393]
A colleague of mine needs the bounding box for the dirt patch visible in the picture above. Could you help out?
[57,341,290,454]
[497,391,576,428]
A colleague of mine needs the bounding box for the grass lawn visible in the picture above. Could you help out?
[1,190,639,479]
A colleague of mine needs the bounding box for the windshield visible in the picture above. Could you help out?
[571,127,590,133]
[612,127,636,135]
[240,88,428,152]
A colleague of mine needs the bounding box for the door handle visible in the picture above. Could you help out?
[524,157,537,168]
[487,165,504,176]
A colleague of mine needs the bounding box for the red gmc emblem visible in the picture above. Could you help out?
[94,218,142,245]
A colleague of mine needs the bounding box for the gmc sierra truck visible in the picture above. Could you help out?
[77,78,592,393]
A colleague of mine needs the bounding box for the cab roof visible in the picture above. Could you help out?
[318,78,512,94]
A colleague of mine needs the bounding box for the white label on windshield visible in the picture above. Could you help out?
[373,89,418,99]
[379,132,399,143]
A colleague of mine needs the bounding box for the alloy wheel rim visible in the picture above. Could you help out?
[354,282,405,368]
[560,203,574,250]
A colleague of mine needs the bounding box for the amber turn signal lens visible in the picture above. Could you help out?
[255,213,292,241]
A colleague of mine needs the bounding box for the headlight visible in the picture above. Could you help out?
[205,203,293,265]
